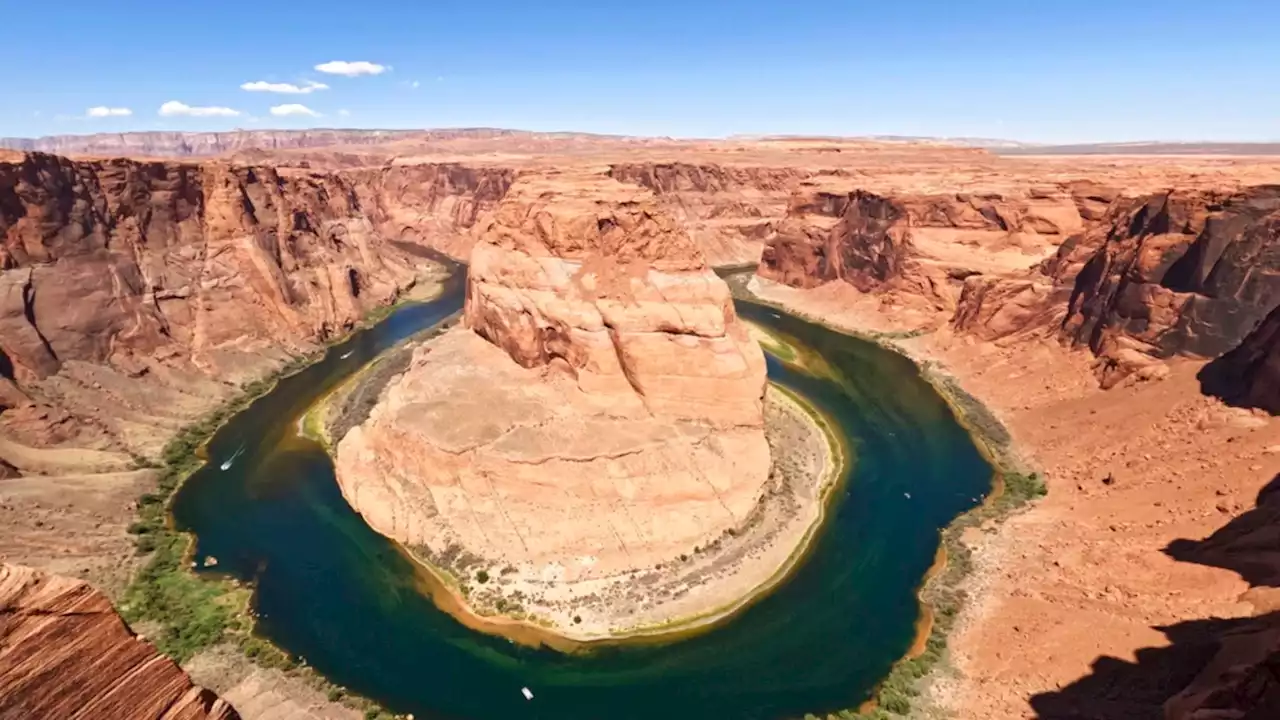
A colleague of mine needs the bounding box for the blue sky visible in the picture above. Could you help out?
[4,0,1278,142]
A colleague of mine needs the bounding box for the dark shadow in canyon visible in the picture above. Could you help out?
[1026,473,1280,720]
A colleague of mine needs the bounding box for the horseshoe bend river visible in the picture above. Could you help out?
[172,269,993,720]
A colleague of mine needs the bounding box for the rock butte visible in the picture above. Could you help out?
[0,563,238,719]
[333,173,791,636]
[2,130,1280,717]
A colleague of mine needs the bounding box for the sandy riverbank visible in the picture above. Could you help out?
[312,327,848,646]
[747,276,1280,719]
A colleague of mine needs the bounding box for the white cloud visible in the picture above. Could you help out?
[87,106,133,118]
[314,60,387,77]
[159,101,241,117]
[240,80,328,94]
[338,109,351,117]
[411,80,420,89]
[269,103,320,117]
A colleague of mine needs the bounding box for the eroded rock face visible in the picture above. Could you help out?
[465,174,767,426]
[348,163,515,259]
[758,185,1085,311]
[1201,303,1280,414]
[954,185,1280,386]
[607,163,806,266]
[1059,189,1280,357]
[0,563,239,720]
[761,190,911,291]
[0,152,459,464]
[333,174,770,633]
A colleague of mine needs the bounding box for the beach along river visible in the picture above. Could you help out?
[172,268,992,720]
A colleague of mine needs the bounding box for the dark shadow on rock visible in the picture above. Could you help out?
[1198,302,1280,415]
[1166,473,1280,589]
[1027,474,1280,719]
[1028,615,1251,720]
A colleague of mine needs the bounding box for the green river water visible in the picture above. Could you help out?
[171,267,993,720]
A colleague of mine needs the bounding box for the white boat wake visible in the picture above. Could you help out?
[219,444,246,471]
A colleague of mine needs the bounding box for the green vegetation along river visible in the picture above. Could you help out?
[171,268,993,720]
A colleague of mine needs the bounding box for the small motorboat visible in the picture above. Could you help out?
[339,350,354,359]
[220,445,246,471]
[521,687,534,701]
[903,492,912,499]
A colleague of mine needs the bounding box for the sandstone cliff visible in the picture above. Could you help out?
[758,183,1086,322]
[1200,303,1280,414]
[0,152,451,469]
[334,173,772,635]
[954,185,1280,386]
[607,162,806,266]
[0,563,239,720]
[465,173,767,425]
[347,163,514,258]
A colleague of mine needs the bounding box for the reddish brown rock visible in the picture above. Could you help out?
[0,563,239,720]
[1060,187,1280,362]
[465,173,767,426]
[607,163,806,265]
[0,152,475,465]
[348,163,515,259]
[1200,302,1280,414]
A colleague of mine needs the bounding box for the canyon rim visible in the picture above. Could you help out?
[1,128,1279,719]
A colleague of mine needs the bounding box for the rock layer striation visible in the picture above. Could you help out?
[0,152,478,468]
[0,563,239,720]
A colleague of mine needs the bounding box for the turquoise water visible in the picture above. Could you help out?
[172,271,992,719]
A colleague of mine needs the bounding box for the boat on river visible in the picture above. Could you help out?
[339,350,354,359]
[219,445,246,471]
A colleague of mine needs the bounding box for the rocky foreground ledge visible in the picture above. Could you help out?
[0,563,239,719]
[330,174,839,640]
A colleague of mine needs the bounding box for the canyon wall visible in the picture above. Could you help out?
[0,563,239,719]
[759,183,1088,319]
[607,162,806,266]
[0,152,465,467]
[348,163,514,258]
[954,185,1280,385]
[1200,302,1280,414]
[465,173,767,425]
[759,181,1280,388]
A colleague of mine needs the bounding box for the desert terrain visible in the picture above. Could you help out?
[2,129,1279,718]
